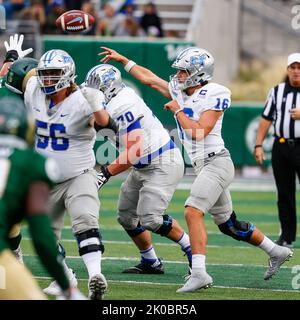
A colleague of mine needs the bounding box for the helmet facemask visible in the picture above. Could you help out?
[37,67,75,95]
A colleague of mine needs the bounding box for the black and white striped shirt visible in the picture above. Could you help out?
[263,81,300,138]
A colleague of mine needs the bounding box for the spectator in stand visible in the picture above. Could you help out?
[81,1,98,35]
[3,0,27,21]
[18,0,46,33]
[140,2,163,38]
[96,2,125,36]
[64,0,84,11]
[43,0,65,34]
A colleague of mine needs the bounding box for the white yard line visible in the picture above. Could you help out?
[23,254,294,269]
[34,276,300,294]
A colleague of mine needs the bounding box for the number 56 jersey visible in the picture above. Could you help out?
[24,77,96,182]
[169,82,231,163]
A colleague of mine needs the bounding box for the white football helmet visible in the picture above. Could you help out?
[85,64,124,103]
[170,47,214,90]
[36,49,76,95]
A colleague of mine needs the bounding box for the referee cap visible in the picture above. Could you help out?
[287,53,300,67]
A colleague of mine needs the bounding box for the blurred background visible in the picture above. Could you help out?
[0,0,299,177]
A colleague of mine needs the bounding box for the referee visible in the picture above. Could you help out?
[254,53,300,248]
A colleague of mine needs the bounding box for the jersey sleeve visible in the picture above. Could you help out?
[112,100,144,133]
[203,85,231,112]
[262,87,276,121]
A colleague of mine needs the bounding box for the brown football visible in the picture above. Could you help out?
[55,10,95,33]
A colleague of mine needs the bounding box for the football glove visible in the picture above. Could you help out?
[4,34,33,63]
[85,72,101,90]
[80,85,106,113]
[97,165,111,190]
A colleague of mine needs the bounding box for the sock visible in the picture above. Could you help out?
[259,236,276,255]
[177,232,192,267]
[191,254,206,275]
[82,251,102,279]
[140,246,159,263]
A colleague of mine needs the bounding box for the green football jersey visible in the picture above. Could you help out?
[0,76,21,99]
[0,147,55,252]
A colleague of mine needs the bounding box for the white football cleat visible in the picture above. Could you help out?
[264,245,293,280]
[88,273,108,300]
[13,246,24,264]
[43,268,78,296]
[176,270,213,293]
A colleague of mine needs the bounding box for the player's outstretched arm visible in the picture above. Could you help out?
[0,34,33,77]
[99,46,171,99]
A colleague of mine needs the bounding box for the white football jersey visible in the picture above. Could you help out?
[169,82,231,163]
[106,86,171,164]
[24,77,98,182]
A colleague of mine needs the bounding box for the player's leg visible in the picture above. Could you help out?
[66,170,107,300]
[137,149,192,269]
[0,249,46,300]
[8,224,23,263]
[117,169,162,274]
[215,194,293,280]
[43,184,77,296]
[177,151,234,293]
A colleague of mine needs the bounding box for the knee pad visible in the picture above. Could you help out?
[8,233,22,251]
[75,229,104,255]
[218,211,254,241]
[125,223,146,237]
[153,215,173,237]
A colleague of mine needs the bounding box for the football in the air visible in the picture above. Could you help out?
[56,10,95,33]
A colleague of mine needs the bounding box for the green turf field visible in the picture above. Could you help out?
[21,178,300,300]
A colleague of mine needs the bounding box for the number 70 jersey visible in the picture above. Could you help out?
[169,82,231,163]
[24,77,96,182]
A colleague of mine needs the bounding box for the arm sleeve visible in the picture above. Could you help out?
[262,88,276,121]
[24,77,37,113]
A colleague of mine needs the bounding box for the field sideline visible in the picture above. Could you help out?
[21,177,300,300]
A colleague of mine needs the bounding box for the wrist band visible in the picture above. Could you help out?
[254,145,262,149]
[174,109,183,117]
[124,60,136,72]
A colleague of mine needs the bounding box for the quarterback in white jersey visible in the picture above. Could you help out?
[16,49,115,300]
[83,64,192,274]
[99,46,293,292]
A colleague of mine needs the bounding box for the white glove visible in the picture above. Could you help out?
[4,34,33,60]
[80,85,106,113]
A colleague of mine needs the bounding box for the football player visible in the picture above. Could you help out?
[99,46,293,292]
[0,34,34,263]
[0,95,85,299]
[6,49,113,300]
[83,64,192,274]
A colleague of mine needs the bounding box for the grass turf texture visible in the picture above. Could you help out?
[21,178,300,300]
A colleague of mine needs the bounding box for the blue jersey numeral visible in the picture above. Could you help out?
[36,121,69,151]
[117,111,135,123]
[177,108,194,140]
[214,98,230,110]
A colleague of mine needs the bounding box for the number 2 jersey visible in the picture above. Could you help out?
[24,77,97,182]
[169,82,231,163]
[106,86,173,168]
